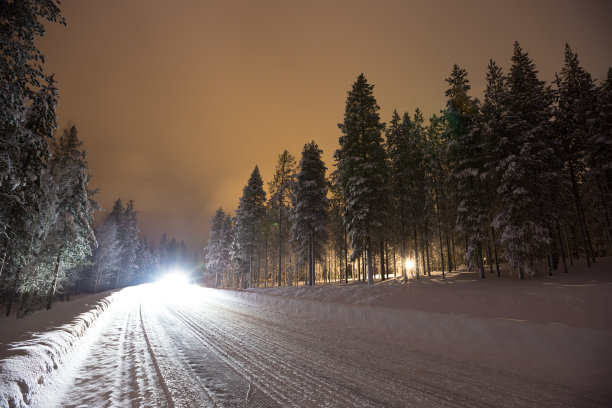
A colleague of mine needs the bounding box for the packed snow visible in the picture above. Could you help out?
[0,258,611,407]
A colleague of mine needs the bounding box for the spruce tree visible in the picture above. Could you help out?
[423,113,454,277]
[0,1,64,309]
[43,126,96,308]
[445,65,488,278]
[481,60,507,277]
[90,220,121,292]
[268,150,297,286]
[291,141,328,286]
[554,45,599,265]
[386,110,427,279]
[494,42,555,279]
[205,208,228,287]
[589,68,612,245]
[233,166,266,288]
[334,74,390,285]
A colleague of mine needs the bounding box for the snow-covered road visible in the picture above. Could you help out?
[4,283,611,407]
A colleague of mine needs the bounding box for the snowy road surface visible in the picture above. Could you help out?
[4,283,611,407]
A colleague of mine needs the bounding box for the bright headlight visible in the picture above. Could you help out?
[156,268,190,287]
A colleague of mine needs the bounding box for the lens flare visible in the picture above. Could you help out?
[405,259,415,270]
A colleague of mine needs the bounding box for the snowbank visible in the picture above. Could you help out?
[0,293,116,407]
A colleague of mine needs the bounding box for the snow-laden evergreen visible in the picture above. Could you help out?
[290,141,328,286]
[205,208,235,287]
[334,74,391,285]
[386,110,428,279]
[554,45,602,265]
[492,43,557,279]
[445,65,489,278]
[268,151,297,286]
[233,167,267,288]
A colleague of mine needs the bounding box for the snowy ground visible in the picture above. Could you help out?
[1,258,611,407]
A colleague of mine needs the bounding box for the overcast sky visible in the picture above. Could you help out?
[37,0,612,251]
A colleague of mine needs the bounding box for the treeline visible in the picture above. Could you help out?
[205,42,611,287]
[0,2,193,315]
[83,200,193,294]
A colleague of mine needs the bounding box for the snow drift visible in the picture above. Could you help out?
[0,293,116,407]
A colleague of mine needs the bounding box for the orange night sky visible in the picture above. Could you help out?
[37,0,612,252]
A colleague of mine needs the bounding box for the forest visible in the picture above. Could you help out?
[204,43,611,289]
[1,1,611,316]
[0,2,189,316]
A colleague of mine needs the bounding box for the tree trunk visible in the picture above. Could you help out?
[477,244,485,279]
[344,226,348,283]
[487,239,493,274]
[6,269,20,317]
[569,163,592,267]
[309,231,315,286]
[379,238,385,281]
[435,196,445,279]
[556,222,568,273]
[564,224,574,266]
[385,243,390,280]
[264,230,268,288]
[413,223,420,280]
[491,227,500,277]
[465,236,470,271]
[47,251,62,310]
[278,207,282,287]
[366,243,374,285]
[444,223,452,273]
[424,221,431,277]
[400,212,407,281]
[596,175,612,247]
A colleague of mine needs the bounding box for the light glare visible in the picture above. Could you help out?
[156,268,190,287]
[405,259,415,270]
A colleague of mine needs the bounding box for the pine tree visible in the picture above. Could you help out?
[481,60,508,277]
[0,1,64,306]
[386,110,427,279]
[43,126,96,308]
[205,208,228,287]
[291,141,328,286]
[554,45,600,265]
[334,74,390,285]
[233,166,266,288]
[329,171,349,283]
[589,68,612,246]
[445,65,488,278]
[267,150,297,286]
[423,113,454,277]
[134,238,158,285]
[220,213,234,287]
[494,42,556,279]
[120,200,139,286]
[90,220,121,292]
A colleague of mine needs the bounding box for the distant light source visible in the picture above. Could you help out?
[156,268,190,287]
[405,258,415,270]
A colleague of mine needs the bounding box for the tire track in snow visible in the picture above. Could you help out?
[47,285,609,408]
[157,302,287,407]
[167,303,381,407]
[185,300,464,407]
[58,292,168,407]
[138,301,175,408]
[187,294,604,408]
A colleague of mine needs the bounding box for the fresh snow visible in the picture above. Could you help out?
[0,258,611,407]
